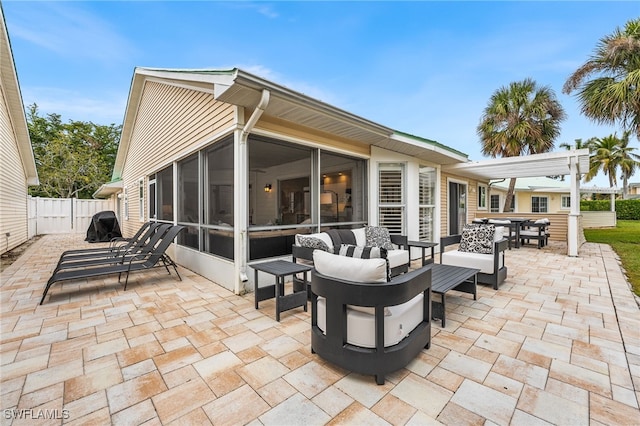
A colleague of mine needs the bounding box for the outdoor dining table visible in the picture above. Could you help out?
[500,218,530,248]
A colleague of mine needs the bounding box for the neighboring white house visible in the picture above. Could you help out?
[0,5,38,254]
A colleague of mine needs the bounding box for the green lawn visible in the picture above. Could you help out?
[584,220,640,297]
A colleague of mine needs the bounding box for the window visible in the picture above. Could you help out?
[177,153,200,250]
[419,166,436,241]
[138,178,145,221]
[157,165,173,222]
[378,163,405,235]
[123,186,129,220]
[321,151,366,226]
[490,194,500,213]
[531,196,548,213]
[561,195,571,209]
[478,184,487,209]
[203,138,234,259]
[148,179,156,220]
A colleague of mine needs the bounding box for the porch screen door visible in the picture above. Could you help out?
[448,181,467,235]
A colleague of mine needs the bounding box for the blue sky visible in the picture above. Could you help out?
[4,1,640,187]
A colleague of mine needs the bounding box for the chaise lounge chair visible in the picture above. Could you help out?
[40,225,186,305]
[58,222,160,261]
[53,223,173,273]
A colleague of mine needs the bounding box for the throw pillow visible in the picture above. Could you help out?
[364,225,394,250]
[459,224,495,254]
[338,244,390,282]
[297,235,332,253]
[313,250,392,316]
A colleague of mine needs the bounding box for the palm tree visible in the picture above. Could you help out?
[477,78,566,212]
[587,131,640,197]
[563,18,640,139]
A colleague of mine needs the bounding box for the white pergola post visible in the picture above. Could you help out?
[567,156,581,257]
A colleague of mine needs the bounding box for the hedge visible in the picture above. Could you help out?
[580,199,640,220]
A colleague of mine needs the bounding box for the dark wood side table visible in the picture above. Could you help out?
[252,260,312,321]
[408,241,438,266]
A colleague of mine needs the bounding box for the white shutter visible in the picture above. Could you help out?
[378,164,404,234]
[418,167,436,241]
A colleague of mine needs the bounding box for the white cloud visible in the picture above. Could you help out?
[6,3,135,64]
[22,86,126,125]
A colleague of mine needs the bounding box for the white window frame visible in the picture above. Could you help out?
[123,186,129,220]
[561,195,571,210]
[138,178,145,222]
[478,184,487,210]
[531,196,549,213]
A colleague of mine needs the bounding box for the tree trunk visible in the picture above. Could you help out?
[623,175,629,199]
[502,178,517,212]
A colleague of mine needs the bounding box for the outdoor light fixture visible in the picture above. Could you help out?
[264,184,272,193]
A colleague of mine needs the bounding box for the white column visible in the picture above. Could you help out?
[610,193,615,212]
[567,156,580,257]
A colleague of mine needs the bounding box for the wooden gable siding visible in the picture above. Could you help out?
[121,80,235,235]
[0,91,28,253]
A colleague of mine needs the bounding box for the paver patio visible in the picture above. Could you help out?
[1,234,639,425]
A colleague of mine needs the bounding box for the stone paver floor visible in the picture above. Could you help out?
[1,234,639,425]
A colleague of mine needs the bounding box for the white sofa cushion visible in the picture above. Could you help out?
[313,250,387,283]
[387,249,410,269]
[317,293,424,348]
[313,250,391,316]
[441,249,502,275]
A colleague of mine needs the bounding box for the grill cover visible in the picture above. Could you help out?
[85,210,122,243]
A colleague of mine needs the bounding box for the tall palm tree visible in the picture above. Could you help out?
[477,78,566,212]
[563,18,640,139]
[586,131,640,197]
[616,132,640,198]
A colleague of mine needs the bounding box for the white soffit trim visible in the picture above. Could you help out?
[443,149,590,180]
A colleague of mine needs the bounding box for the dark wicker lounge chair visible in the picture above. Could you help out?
[53,223,173,272]
[40,225,185,305]
[59,222,159,261]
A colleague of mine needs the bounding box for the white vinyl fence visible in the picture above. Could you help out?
[28,197,116,236]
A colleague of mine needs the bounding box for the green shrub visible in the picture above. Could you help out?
[616,199,640,220]
[581,199,640,219]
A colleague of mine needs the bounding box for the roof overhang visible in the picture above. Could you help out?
[113,67,468,178]
[443,149,590,181]
[1,7,38,186]
[93,180,123,199]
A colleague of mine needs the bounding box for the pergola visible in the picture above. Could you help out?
[443,149,590,257]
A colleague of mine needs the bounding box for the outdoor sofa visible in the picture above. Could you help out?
[310,249,431,385]
[440,224,508,290]
[292,225,411,278]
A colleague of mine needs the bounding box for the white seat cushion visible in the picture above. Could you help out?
[317,293,424,348]
[387,249,409,269]
[441,249,501,274]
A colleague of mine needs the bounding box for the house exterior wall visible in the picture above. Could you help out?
[0,86,29,254]
[514,191,569,213]
[119,80,236,237]
[439,171,485,237]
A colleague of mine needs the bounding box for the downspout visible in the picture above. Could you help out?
[236,89,270,293]
[488,179,506,213]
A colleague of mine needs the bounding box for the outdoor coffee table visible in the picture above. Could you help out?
[430,263,479,327]
[252,260,312,321]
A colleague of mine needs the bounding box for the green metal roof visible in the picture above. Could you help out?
[393,130,468,159]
